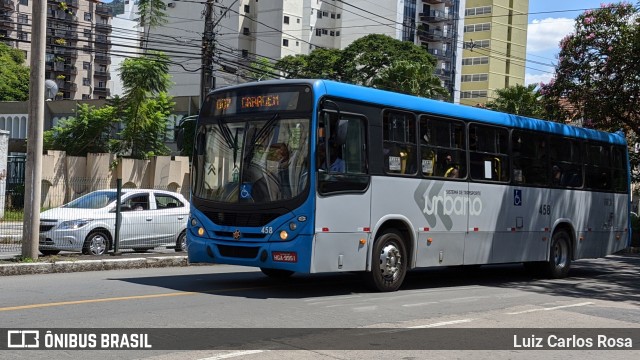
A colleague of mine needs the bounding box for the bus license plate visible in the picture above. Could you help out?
[272,252,297,263]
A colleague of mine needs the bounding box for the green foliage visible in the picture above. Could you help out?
[372,60,449,99]
[112,52,174,159]
[0,43,30,101]
[485,84,546,118]
[276,34,446,99]
[541,2,640,180]
[136,0,168,28]
[246,57,278,81]
[44,104,116,156]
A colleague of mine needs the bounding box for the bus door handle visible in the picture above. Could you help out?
[146,217,153,222]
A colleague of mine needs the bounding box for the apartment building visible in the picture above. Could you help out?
[1,0,113,100]
[460,0,528,106]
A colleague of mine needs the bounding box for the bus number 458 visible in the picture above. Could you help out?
[539,204,551,215]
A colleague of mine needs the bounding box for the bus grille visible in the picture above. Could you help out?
[217,245,260,259]
[205,211,280,227]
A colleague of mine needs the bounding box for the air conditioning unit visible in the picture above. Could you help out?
[167,2,176,8]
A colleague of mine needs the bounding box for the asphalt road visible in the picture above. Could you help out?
[1,254,639,359]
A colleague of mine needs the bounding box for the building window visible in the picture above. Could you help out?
[464,23,491,33]
[82,94,90,100]
[284,16,289,24]
[331,13,335,19]
[283,39,289,47]
[336,31,340,36]
[244,5,250,13]
[330,31,334,36]
[241,49,248,58]
[317,11,322,19]
[460,90,488,99]
[464,39,490,49]
[19,0,28,5]
[465,6,492,16]
[18,32,28,41]
[243,27,250,35]
[322,29,328,35]
[83,61,91,70]
[461,73,489,82]
[83,78,91,86]
[84,29,91,38]
[337,13,341,19]
[295,41,299,46]
[316,28,321,36]
[462,57,489,66]
[322,11,328,17]
[18,14,28,24]
[297,18,300,23]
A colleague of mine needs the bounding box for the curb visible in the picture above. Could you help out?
[0,256,189,276]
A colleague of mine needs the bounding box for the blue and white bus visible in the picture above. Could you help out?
[187,79,630,291]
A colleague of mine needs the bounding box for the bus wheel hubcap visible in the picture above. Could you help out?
[380,244,401,279]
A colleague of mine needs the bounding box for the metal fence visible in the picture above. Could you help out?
[1,178,189,256]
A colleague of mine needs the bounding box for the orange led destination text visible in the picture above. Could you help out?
[241,95,280,109]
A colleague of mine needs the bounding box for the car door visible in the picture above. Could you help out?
[118,192,157,249]
[150,192,188,245]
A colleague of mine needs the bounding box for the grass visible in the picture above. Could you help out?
[1,209,24,222]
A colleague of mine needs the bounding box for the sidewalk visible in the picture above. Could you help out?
[0,249,194,276]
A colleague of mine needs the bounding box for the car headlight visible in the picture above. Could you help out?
[58,219,93,230]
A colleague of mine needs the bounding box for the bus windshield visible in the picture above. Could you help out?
[192,116,310,204]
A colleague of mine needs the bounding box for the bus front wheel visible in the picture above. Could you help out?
[544,230,572,278]
[364,229,407,292]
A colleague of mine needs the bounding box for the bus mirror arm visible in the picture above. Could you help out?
[320,99,347,145]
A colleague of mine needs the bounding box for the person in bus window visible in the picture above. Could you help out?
[318,142,345,172]
[552,165,562,186]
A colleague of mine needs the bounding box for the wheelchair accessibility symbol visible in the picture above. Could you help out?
[514,189,522,206]
[240,183,252,199]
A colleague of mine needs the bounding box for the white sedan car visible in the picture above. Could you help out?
[38,189,189,256]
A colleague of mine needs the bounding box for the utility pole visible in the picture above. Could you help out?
[201,0,215,104]
[23,0,47,260]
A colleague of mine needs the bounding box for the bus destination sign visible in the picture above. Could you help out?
[206,86,311,116]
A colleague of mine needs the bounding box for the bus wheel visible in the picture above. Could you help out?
[544,230,572,278]
[364,229,407,292]
[260,268,294,278]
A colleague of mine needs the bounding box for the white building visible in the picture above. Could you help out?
[109,0,142,97]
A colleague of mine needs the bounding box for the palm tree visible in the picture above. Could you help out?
[485,84,544,118]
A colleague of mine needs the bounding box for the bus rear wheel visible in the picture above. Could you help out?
[364,229,407,292]
[544,230,572,278]
[260,268,294,278]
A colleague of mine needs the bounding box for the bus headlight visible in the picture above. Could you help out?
[279,230,288,240]
[289,222,297,231]
[198,227,205,236]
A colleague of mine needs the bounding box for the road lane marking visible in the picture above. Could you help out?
[0,285,282,312]
[506,302,594,315]
[402,302,438,307]
[199,350,266,360]
[409,319,474,328]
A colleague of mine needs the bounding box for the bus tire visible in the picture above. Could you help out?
[544,230,572,278]
[364,229,407,292]
[260,268,294,278]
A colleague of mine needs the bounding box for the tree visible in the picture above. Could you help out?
[372,61,449,99]
[44,104,116,156]
[0,43,30,101]
[112,52,174,159]
[276,34,446,99]
[485,83,546,118]
[542,3,640,132]
[136,0,168,49]
[245,57,279,81]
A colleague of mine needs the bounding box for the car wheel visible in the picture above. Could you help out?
[260,268,294,278]
[363,229,407,292]
[82,231,109,256]
[175,231,187,252]
[40,250,60,256]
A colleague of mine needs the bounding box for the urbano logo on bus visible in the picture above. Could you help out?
[413,182,483,230]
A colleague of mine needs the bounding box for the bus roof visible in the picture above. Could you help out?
[211,79,627,146]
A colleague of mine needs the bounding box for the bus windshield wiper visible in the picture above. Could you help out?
[217,118,241,167]
[244,113,280,162]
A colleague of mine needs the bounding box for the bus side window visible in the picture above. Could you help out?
[383,110,416,175]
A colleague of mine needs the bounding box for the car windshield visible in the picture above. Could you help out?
[63,191,118,209]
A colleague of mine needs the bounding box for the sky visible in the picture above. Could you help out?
[525,0,611,86]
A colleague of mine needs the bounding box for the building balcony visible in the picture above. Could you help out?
[95,53,111,64]
[93,87,110,96]
[0,0,14,11]
[96,36,111,48]
[422,0,453,5]
[56,81,77,92]
[419,10,452,23]
[94,70,111,80]
[66,0,79,8]
[55,64,78,75]
[434,68,451,77]
[426,48,451,60]
[96,4,113,17]
[95,22,112,33]
[0,14,13,29]
[419,28,453,42]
